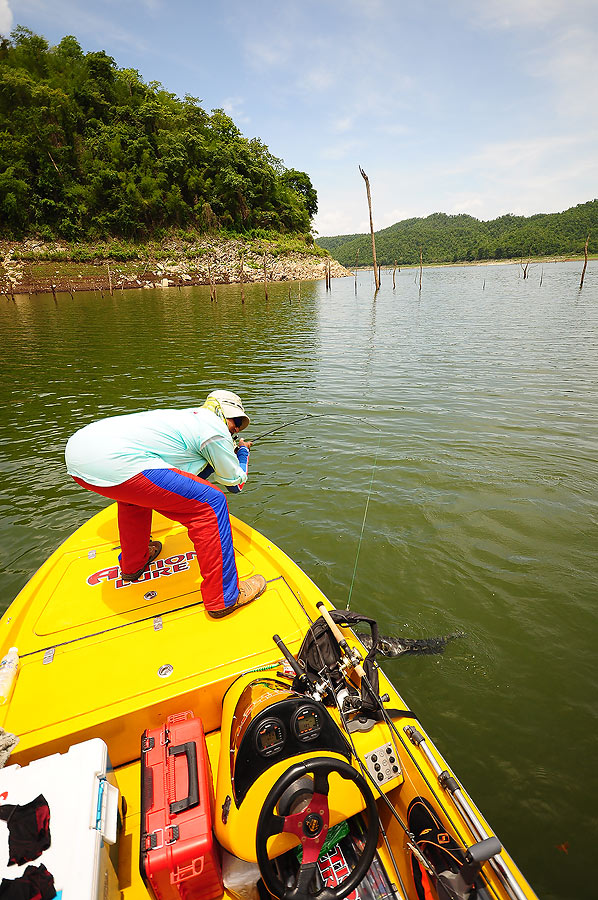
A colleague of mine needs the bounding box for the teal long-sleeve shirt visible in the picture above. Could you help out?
[65,408,248,488]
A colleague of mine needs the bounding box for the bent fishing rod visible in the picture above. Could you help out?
[249,412,385,443]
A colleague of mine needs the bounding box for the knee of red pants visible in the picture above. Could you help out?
[182,508,239,611]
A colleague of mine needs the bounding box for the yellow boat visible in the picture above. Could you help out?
[0,506,538,900]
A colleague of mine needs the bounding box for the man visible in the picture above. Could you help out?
[65,390,266,618]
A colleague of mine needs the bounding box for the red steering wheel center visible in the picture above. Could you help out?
[282,792,330,864]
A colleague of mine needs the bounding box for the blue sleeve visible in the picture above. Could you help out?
[226,446,249,494]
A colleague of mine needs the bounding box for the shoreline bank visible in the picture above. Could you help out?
[1,237,592,297]
[0,236,351,296]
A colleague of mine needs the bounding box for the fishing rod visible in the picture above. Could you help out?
[250,414,326,443]
[249,411,385,443]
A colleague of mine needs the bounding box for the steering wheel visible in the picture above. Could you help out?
[256,757,379,900]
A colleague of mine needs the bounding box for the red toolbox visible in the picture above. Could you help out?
[140,711,223,900]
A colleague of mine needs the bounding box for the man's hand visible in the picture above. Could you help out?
[238,438,253,450]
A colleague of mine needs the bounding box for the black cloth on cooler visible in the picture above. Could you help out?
[0,863,56,900]
[0,795,51,866]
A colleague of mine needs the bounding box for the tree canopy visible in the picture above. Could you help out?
[0,27,317,240]
[317,203,598,266]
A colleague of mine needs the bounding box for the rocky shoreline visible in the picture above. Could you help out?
[0,236,351,296]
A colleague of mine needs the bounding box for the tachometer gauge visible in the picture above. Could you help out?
[255,718,286,756]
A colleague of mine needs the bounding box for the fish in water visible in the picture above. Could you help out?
[357,631,463,658]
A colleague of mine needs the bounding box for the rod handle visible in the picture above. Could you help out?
[315,603,366,679]
[272,634,305,680]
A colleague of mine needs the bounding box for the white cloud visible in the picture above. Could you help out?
[320,139,362,161]
[0,0,13,35]
[313,125,598,235]
[464,0,592,29]
[10,0,149,53]
[222,96,250,125]
[529,26,598,118]
[245,39,287,69]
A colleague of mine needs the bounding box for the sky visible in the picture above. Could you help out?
[1,0,597,237]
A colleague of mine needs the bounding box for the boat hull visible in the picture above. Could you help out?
[0,505,538,900]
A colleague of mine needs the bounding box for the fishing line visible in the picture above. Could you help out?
[346,430,382,610]
[251,412,384,609]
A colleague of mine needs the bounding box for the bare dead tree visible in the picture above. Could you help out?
[520,254,535,280]
[359,166,380,291]
[393,259,397,289]
[207,257,217,301]
[262,253,268,300]
[239,251,245,304]
[419,248,423,291]
[580,234,590,289]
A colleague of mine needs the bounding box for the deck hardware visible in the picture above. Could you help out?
[42,647,55,665]
[157,664,174,678]
[144,591,157,601]
[364,743,402,785]
[88,549,96,559]
[153,616,163,631]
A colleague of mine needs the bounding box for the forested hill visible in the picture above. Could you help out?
[0,28,317,240]
[317,202,597,266]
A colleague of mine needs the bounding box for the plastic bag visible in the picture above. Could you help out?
[221,849,262,900]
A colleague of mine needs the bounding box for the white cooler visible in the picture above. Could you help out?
[0,738,120,899]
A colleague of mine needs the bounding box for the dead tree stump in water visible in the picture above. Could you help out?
[263,253,269,300]
[580,234,590,289]
[359,166,380,291]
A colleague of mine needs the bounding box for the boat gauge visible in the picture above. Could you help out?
[292,705,322,743]
[255,718,286,757]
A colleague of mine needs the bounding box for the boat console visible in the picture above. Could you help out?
[226,677,351,804]
[214,673,374,863]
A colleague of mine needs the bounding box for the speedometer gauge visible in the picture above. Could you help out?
[255,718,286,756]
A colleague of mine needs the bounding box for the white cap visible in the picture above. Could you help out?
[206,390,250,430]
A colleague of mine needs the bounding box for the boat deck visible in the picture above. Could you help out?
[0,508,314,767]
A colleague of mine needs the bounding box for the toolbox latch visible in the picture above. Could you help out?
[143,831,162,851]
[166,825,180,845]
[141,735,155,753]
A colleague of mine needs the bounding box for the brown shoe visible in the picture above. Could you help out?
[208,575,267,618]
[121,540,162,582]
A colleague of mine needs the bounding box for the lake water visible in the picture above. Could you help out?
[1,260,597,899]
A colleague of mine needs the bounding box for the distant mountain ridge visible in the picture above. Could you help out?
[316,201,597,266]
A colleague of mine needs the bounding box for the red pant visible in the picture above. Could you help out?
[73,468,239,612]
